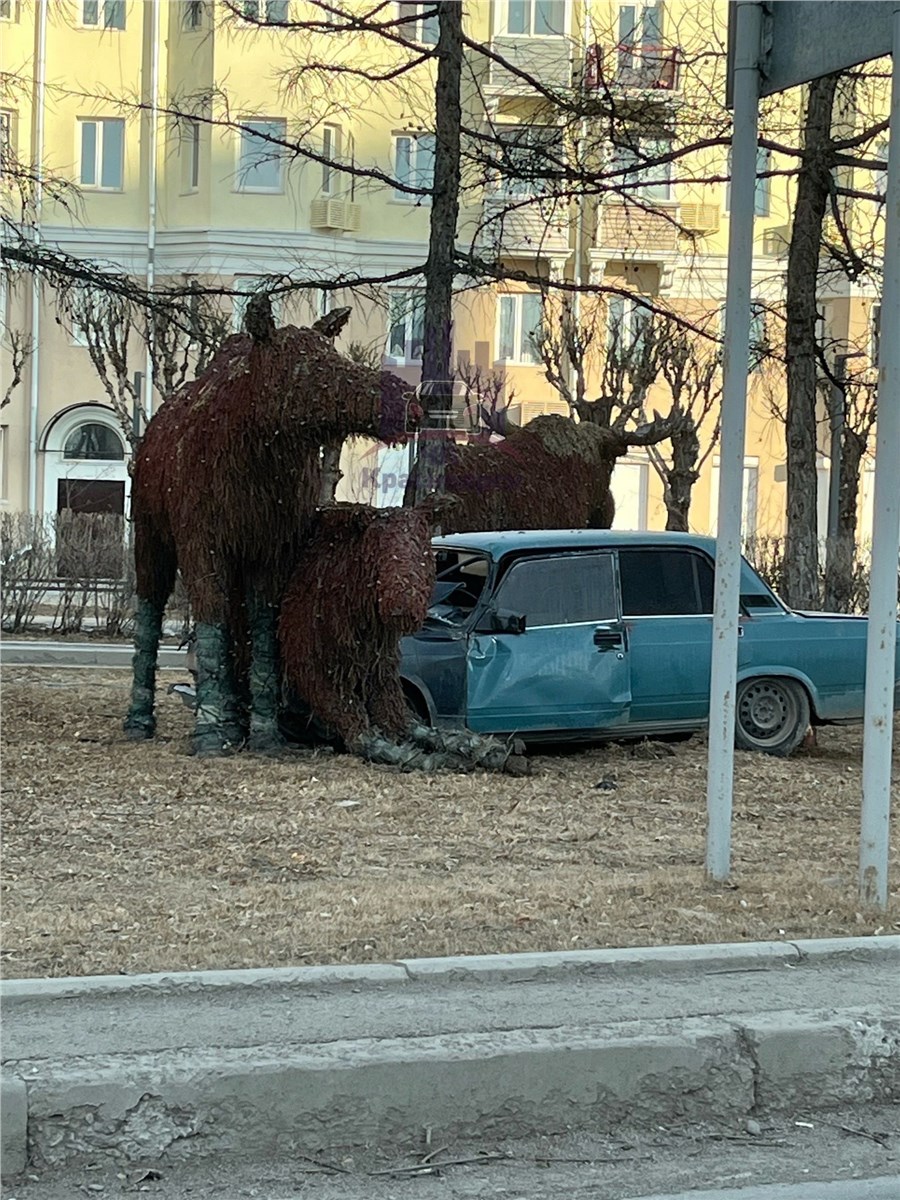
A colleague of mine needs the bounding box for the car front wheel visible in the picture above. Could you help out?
[735,677,810,757]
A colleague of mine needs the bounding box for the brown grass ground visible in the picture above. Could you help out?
[1,666,897,979]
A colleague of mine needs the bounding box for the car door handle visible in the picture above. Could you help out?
[593,625,625,652]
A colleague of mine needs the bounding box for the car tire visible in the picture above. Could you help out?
[735,676,810,757]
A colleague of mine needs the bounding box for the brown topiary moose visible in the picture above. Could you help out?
[278,502,527,773]
[405,414,621,530]
[124,298,415,755]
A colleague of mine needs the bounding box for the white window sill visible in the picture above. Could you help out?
[390,196,432,206]
[233,186,284,195]
[79,185,125,193]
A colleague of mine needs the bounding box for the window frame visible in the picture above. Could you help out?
[235,118,287,193]
[0,109,15,174]
[709,455,760,540]
[724,146,772,218]
[386,288,426,363]
[609,136,674,202]
[80,0,126,30]
[392,131,435,202]
[496,292,543,365]
[181,120,201,192]
[397,1,438,45]
[237,0,290,21]
[321,123,342,195]
[493,551,619,628]
[502,0,568,38]
[617,546,715,618]
[606,294,650,356]
[0,0,15,22]
[77,117,126,191]
[182,0,204,30]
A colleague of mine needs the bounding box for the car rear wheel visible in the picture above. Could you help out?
[735,677,810,757]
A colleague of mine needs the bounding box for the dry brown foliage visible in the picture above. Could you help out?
[1,667,897,980]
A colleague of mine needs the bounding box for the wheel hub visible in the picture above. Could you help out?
[741,685,787,736]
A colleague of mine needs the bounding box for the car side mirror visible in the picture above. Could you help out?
[487,608,526,635]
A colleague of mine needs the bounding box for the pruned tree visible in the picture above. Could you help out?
[1,327,33,411]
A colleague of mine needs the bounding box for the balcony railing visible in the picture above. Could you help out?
[584,44,680,93]
[597,202,679,257]
[481,192,571,258]
[486,36,573,93]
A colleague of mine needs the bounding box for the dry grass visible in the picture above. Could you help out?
[1,665,898,979]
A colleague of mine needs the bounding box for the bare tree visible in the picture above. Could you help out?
[1,327,33,410]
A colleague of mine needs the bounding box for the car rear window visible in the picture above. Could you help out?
[619,548,714,616]
[494,553,617,626]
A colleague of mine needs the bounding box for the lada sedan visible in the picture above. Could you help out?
[398,530,900,757]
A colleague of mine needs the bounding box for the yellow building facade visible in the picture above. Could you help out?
[0,0,884,541]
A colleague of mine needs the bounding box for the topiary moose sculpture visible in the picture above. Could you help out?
[125,299,416,756]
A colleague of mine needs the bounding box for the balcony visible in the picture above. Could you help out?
[481,192,571,260]
[596,202,679,258]
[486,36,573,95]
[584,44,680,94]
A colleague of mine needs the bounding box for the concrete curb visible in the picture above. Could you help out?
[3,935,898,1005]
[5,1010,898,1171]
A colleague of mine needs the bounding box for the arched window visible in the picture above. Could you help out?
[63,422,125,461]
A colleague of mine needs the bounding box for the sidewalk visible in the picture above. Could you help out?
[3,938,899,1177]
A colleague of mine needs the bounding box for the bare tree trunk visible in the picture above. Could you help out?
[414,0,463,506]
[823,429,865,611]
[319,442,343,503]
[664,426,700,531]
[783,73,839,610]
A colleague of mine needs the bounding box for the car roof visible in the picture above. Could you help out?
[433,529,718,560]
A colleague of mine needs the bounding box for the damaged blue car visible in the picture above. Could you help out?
[398,530,900,757]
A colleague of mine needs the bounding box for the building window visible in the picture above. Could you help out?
[709,456,759,539]
[870,302,881,366]
[0,109,14,176]
[182,1,204,29]
[322,123,342,194]
[182,121,200,191]
[725,146,771,218]
[718,301,768,372]
[0,1,14,21]
[64,422,125,461]
[236,119,286,191]
[505,0,566,37]
[494,125,563,198]
[387,290,426,361]
[397,1,438,44]
[610,137,673,201]
[497,292,543,364]
[616,4,663,73]
[78,118,125,189]
[393,133,435,201]
[239,0,289,21]
[81,0,125,29]
[232,280,284,332]
[606,294,650,355]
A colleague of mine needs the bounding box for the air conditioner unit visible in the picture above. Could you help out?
[680,203,720,234]
[310,199,361,233]
[512,399,570,426]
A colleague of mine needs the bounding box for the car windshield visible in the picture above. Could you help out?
[426,549,490,627]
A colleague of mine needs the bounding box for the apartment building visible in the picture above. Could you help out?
[0,0,884,540]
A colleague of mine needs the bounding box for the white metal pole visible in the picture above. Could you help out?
[706,0,762,882]
[859,3,900,911]
[27,0,48,515]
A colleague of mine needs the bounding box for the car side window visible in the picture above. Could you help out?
[619,549,714,616]
[493,554,617,627]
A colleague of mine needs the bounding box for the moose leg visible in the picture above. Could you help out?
[246,592,284,753]
[124,597,163,740]
[193,620,242,756]
[366,661,413,740]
